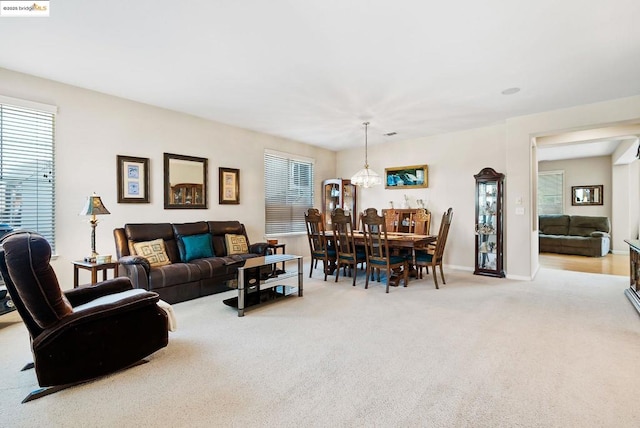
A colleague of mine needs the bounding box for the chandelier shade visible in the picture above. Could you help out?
[350,121,382,188]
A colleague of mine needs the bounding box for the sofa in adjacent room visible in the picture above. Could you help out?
[538,214,611,257]
[114,221,269,304]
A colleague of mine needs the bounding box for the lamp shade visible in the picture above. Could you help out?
[79,193,110,216]
[351,167,382,188]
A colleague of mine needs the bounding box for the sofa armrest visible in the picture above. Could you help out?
[250,242,269,255]
[119,255,150,272]
[64,277,133,307]
[118,256,151,290]
[590,231,610,238]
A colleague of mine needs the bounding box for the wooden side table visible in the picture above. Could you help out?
[268,243,286,274]
[73,260,119,288]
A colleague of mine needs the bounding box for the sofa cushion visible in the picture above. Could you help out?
[148,263,201,289]
[538,215,570,235]
[225,234,248,255]
[568,215,610,237]
[179,233,214,262]
[208,221,247,256]
[132,239,171,267]
[125,223,180,262]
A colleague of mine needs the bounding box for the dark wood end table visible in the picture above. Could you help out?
[73,260,119,288]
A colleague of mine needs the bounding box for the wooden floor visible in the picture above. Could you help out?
[538,252,628,276]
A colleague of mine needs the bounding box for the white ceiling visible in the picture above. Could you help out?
[1,0,640,152]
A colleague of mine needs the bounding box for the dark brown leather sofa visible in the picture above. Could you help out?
[114,221,269,304]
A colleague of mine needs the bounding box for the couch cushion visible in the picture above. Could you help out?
[225,234,249,255]
[208,221,247,256]
[172,222,210,261]
[148,263,201,289]
[538,215,570,235]
[179,233,214,262]
[125,223,180,262]
[132,239,171,267]
[568,215,610,237]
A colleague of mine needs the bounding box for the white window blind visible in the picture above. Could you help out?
[0,100,56,249]
[264,150,314,235]
[538,171,563,215]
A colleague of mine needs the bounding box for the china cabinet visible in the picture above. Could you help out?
[170,183,204,205]
[474,167,505,277]
[381,208,431,235]
[322,179,357,228]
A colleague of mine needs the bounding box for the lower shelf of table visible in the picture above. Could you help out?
[223,285,298,310]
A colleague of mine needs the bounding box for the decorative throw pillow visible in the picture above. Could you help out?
[179,233,214,262]
[225,234,249,255]
[133,239,171,267]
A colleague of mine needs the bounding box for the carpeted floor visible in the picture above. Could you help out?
[1,265,639,427]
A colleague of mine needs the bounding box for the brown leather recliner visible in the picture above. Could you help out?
[0,231,169,403]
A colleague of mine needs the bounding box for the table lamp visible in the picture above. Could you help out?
[79,193,110,262]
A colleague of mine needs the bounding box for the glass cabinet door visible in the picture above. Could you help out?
[474,168,505,277]
[322,179,357,228]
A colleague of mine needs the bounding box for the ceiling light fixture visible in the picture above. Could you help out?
[350,121,382,188]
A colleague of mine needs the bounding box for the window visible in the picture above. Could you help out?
[264,150,314,235]
[0,96,56,249]
[538,171,563,215]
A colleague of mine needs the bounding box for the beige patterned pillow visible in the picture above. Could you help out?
[132,239,171,267]
[225,234,248,255]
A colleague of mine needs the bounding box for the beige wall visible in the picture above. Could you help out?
[337,124,507,273]
[0,68,336,288]
[4,66,640,283]
[338,96,640,279]
[538,156,612,218]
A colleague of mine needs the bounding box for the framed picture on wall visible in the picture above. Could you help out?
[117,155,150,203]
[219,167,240,204]
[384,165,428,189]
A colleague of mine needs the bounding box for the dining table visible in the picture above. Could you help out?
[324,230,437,285]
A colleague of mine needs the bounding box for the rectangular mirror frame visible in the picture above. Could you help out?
[571,185,603,206]
[164,152,208,209]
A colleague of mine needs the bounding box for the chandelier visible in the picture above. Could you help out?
[350,121,382,188]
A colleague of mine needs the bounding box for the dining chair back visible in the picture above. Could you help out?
[331,208,366,286]
[361,208,409,293]
[414,207,453,288]
[412,208,431,235]
[383,209,399,233]
[304,208,335,280]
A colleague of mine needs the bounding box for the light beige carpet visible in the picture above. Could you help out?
[1,265,640,427]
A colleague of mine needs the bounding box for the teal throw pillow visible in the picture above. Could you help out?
[180,233,214,262]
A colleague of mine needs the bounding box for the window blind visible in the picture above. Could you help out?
[538,171,563,215]
[264,150,314,235]
[0,102,56,249]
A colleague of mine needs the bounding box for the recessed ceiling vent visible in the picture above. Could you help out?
[384,132,397,137]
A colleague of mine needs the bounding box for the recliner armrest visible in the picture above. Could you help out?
[33,290,162,350]
[64,277,133,307]
[590,231,610,238]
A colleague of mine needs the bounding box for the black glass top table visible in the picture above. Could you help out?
[223,254,303,317]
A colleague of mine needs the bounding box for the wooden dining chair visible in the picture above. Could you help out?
[412,208,431,235]
[304,208,336,281]
[361,208,409,293]
[331,208,366,286]
[414,207,453,289]
[383,209,399,232]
